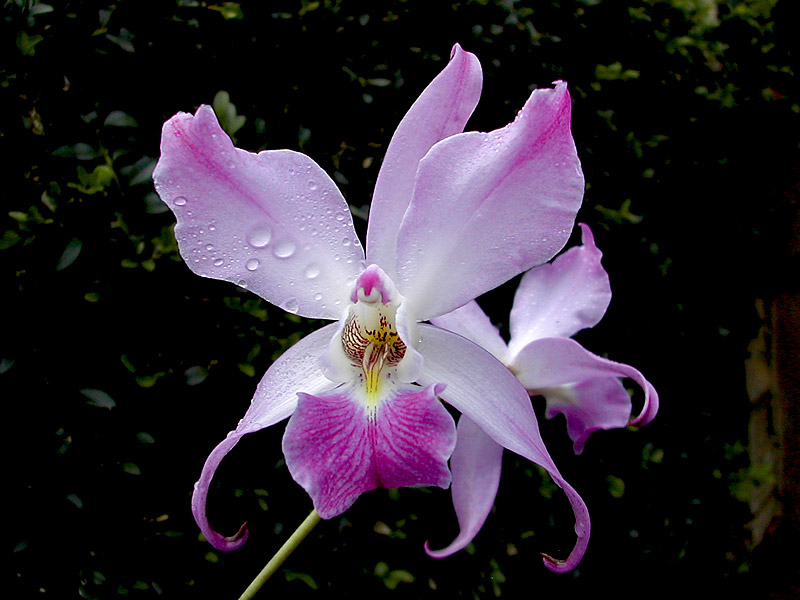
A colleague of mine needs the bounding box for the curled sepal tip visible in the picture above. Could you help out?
[217,521,249,551]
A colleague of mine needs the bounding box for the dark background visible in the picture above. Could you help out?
[5,0,799,598]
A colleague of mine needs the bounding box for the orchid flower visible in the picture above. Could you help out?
[153,44,589,572]
[428,224,658,557]
[432,223,658,454]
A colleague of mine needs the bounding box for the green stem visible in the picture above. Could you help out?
[237,509,322,600]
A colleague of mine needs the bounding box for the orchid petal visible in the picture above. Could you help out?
[541,378,633,455]
[396,82,584,320]
[511,337,659,427]
[191,323,339,550]
[425,415,503,558]
[416,324,589,572]
[508,223,611,355]
[430,300,509,363]
[153,105,364,319]
[366,43,482,277]
[283,382,456,519]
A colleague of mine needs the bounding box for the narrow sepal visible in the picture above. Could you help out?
[367,43,482,277]
[425,415,503,558]
[416,324,590,571]
[191,324,339,550]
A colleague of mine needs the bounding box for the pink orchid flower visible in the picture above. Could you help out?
[427,224,658,560]
[432,223,659,455]
[153,44,588,572]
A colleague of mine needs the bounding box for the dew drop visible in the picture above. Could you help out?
[342,237,351,247]
[209,224,216,231]
[308,180,318,190]
[282,297,300,313]
[205,244,214,250]
[213,258,224,267]
[273,239,296,259]
[335,212,345,221]
[314,293,323,301]
[304,264,320,279]
[174,196,187,206]
[247,225,272,248]
[246,258,260,271]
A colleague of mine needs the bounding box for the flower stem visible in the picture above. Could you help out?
[237,509,322,600]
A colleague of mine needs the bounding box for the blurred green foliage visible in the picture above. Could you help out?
[5,0,798,598]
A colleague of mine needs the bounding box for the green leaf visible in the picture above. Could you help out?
[56,238,83,270]
[104,110,138,127]
[16,31,43,56]
[213,90,246,137]
[81,388,116,410]
[208,3,244,19]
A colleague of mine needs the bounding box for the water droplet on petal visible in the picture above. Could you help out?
[342,237,350,246]
[335,212,345,221]
[174,196,187,206]
[213,258,224,267]
[273,239,296,259]
[247,225,272,248]
[205,244,214,250]
[246,258,260,271]
[304,264,320,279]
[308,180,317,190]
[314,293,323,301]
[282,298,300,313]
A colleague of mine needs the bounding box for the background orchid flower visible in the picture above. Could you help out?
[153,44,588,572]
[432,223,659,452]
[428,223,658,561]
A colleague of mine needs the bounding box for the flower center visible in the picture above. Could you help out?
[342,294,407,405]
[330,264,409,408]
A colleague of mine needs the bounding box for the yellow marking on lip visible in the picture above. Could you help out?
[342,309,407,408]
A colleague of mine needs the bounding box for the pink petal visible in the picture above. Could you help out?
[366,44,482,278]
[282,382,456,519]
[511,336,659,427]
[508,223,611,355]
[542,378,633,455]
[153,105,363,319]
[425,415,503,558]
[191,323,339,550]
[417,324,590,572]
[396,82,584,320]
[430,300,509,363]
